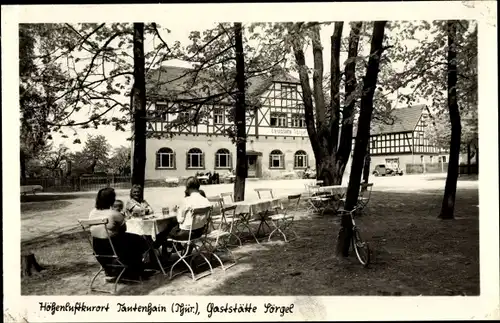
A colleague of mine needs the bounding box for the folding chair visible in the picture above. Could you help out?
[304,185,330,215]
[78,218,140,294]
[220,192,234,205]
[207,196,224,231]
[203,204,239,271]
[339,183,373,214]
[268,194,301,242]
[254,188,274,199]
[167,206,214,281]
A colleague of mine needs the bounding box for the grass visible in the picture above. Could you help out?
[20,180,479,296]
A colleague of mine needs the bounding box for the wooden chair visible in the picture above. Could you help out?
[304,185,331,215]
[254,188,274,199]
[220,192,234,205]
[268,194,301,242]
[167,206,214,281]
[207,196,224,230]
[203,204,239,271]
[339,183,374,213]
[78,218,140,294]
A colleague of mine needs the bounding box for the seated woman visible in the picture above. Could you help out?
[89,187,149,280]
[125,185,154,218]
[157,177,212,259]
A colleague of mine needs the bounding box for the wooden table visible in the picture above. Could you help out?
[126,213,177,240]
[229,197,283,244]
[126,213,177,275]
[318,185,347,214]
[319,185,347,197]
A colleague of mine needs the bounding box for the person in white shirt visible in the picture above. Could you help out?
[157,177,212,260]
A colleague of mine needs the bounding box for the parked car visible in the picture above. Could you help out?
[387,166,404,176]
[372,164,404,176]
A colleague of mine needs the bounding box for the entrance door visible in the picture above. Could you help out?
[247,155,257,177]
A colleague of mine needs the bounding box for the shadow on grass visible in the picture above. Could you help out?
[22,228,86,250]
[21,200,73,215]
[21,188,479,296]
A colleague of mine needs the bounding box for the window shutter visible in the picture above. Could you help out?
[281,154,285,169]
[229,152,233,169]
[156,152,161,168]
[214,152,218,169]
[173,152,176,169]
[201,152,205,168]
[269,154,272,169]
[186,153,190,169]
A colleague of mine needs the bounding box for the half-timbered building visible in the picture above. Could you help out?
[141,65,447,180]
[142,66,313,180]
[358,104,448,172]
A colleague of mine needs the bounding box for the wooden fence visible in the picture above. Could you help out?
[20,175,132,192]
[406,163,478,175]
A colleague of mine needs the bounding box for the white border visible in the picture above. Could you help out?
[2,1,499,321]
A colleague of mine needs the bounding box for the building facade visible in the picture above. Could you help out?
[142,66,447,180]
[143,66,313,180]
[360,104,448,174]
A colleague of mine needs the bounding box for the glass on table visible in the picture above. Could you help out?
[162,207,170,216]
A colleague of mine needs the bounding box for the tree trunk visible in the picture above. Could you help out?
[336,21,387,257]
[233,22,247,202]
[362,151,371,183]
[131,23,147,187]
[335,22,363,181]
[20,150,27,182]
[467,141,471,175]
[439,21,461,220]
[329,22,343,154]
[21,252,44,277]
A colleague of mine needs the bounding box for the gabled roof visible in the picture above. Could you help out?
[354,104,426,136]
[146,65,300,102]
[372,104,426,134]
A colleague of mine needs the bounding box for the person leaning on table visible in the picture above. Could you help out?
[88,187,149,280]
[125,184,154,218]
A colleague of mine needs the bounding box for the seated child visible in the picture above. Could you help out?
[112,199,125,215]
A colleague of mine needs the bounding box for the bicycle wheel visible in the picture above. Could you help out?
[352,228,370,267]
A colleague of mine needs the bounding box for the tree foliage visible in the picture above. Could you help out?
[69,134,111,173]
[108,146,131,175]
[19,23,180,140]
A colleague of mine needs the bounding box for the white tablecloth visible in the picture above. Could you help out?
[319,185,347,196]
[230,197,283,219]
[126,213,177,240]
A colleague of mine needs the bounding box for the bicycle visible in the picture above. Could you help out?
[337,207,370,267]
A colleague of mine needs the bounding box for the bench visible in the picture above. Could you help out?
[20,185,43,196]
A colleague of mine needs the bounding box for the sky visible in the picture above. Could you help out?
[46,21,427,152]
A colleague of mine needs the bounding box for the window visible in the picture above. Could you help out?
[214,109,224,124]
[291,114,306,128]
[430,156,434,163]
[156,147,175,169]
[269,150,284,169]
[270,113,287,127]
[294,150,307,168]
[442,156,447,163]
[420,155,424,163]
[281,84,296,100]
[187,148,204,169]
[215,148,231,168]
[155,104,168,120]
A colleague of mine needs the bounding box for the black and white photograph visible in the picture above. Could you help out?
[2,1,498,321]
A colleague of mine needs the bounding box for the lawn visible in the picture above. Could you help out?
[20,176,479,295]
